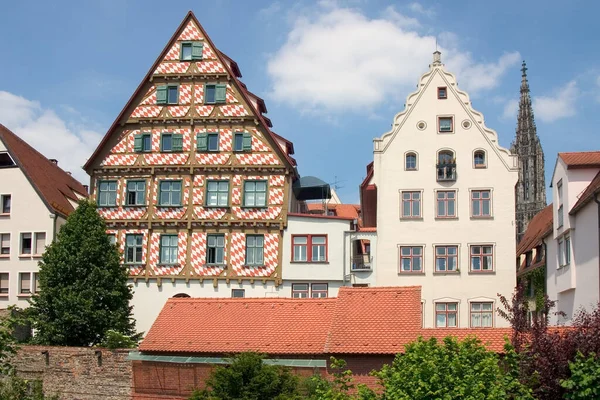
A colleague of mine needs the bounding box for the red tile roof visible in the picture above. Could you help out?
[559,151,600,169]
[0,124,88,216]
[570,170,600,215]
[516,204,553,257]
[141,286,511,355]
[305,203,360,220]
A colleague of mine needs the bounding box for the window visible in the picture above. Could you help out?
[107,234,117,246]
[291,235,327,262]
[204,84,227,104]
[1,195,10,214]
[159,235,178,265]
[471,190,491,217]
[20,233,32,255]
[525,251,532,267]
[161,133,183,152]
[0,234,9,255]
[405,152,417,170]
[470,245,493,272]
[292,283,309,298]
[125,234,143,264]
[557,180,564,228]
[243,181,267,207]
[245,235,264,266]
[437,151,456,181]
[0,152,16,167]
[535,245,543,262]
[437,87,447,99]
[565,235,571,265]
[438,116,453,133]
[33,272,39,293]
[126,181,146,206]
[436,191,456,218]
[158,181,182,207]
[471,302,493,327]
[401,191,421,218]
[156,85,179,105]
[196,132,220,152]
[233,132,252,152]
[436,303,458,327]
[34,232,46,255]
[311,283,328,298]
[206,181,229,207]
[399,246,423,273]
[474,150,486,168]
[558,237,564,267]
[97,181,118,207]
[207,234,225,264]
[19,272,31,295]
[231,289,245,298]
[134,133,152,153]
[435,246,458,272]
[0,273,7,294]
[180,41,203,61]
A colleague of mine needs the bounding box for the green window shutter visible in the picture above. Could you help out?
[191,42,204,60]
[215,84,227,103]
[172,134,183,152]
[242,132,252,151]
[156,86,167,104]
[133,135,143,152]
[197,133,208,152]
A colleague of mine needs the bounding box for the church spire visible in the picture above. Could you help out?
[512,61,547,242]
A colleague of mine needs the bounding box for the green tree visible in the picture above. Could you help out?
[190,352,300,400]
[27,200,135,346]
[561,352,600,400]
[374,336,533,400]
[0,374,59,400]
[0,316,17,374]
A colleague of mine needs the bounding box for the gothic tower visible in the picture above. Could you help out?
[512,61,546,242]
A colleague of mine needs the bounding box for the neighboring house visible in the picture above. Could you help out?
[0,124,88,308]
[83,12,366,333]
[363,51,519,328]
[132,286,509,398]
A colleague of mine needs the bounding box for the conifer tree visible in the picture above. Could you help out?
[28,200,135,346]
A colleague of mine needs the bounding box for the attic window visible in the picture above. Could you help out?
[180,42,203,61]
[204,84,227,104]
[438,87,447,99]
[156,85,179,105]
[0,152,15,168]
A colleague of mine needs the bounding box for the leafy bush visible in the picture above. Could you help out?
[0,374,59,400]
[561,352,600,400]
[97,330,140,349]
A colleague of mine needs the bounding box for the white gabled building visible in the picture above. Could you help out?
[0,124,88,308]
[363,52,518,328]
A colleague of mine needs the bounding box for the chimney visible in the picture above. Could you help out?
[49,159,58,165]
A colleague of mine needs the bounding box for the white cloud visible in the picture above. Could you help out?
[533,80,578,123]
[501,98,519,120]
[0,91,102,184]
[267,4,520,114]
[408,2,435,17]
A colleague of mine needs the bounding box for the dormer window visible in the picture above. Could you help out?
[438,87,447,99]
[438,117,453,133]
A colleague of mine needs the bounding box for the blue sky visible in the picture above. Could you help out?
[0,0,598,203]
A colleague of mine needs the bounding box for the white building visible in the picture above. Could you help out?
[518,151,600,325]
[0,124,88,308]
[364,52,519,328]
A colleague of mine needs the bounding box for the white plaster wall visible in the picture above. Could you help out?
[0,166,55,308]
[372,63,518,328]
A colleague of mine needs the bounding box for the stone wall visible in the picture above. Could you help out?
[11,345,132,400]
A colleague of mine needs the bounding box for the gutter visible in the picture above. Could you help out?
[595,194,600,298]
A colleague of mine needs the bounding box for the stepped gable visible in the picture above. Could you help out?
[0,124,87,217]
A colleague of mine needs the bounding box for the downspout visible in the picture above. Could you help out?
[594,194,600,300]
[52,213,58,241]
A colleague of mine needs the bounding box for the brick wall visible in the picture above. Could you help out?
[11,345,132,400]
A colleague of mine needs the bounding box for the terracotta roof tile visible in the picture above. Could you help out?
[559,151,600,169]
[570,171,600,215]
[0,124,88,216]
[141,286,511,355]
[516,204,553,257]
[304,203,360,220]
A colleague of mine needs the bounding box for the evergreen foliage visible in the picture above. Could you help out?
[27,200,135,346]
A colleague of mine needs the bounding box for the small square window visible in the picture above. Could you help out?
[399,246,423,272]
[20,233,32,255]
[438,117,453,133]
[206,181,230,207]
[1,195,11,214]
[126,181,146,206]
[161,134,173,152]
[470,245,494,272]
[97,181,118,207]
[207,133,219,152]
[311,283,328,298]
[436,302,458,327]
[243,181,267,207]
[167,86,178,104]
[19,272,31,295]
[142,134,151,152]
[180,42,203,61]
[0,273,8,294]
[234,133,244,152]
[158,181,182,207]
[292,283,309,298]
[232,289,245,298]
[156,85,179,105]
[0,234,10,255]
[471,302,493,328]
[181,43,192,60]
[435,246,458,272]
[204,84,227,105]
[438,87,447,99]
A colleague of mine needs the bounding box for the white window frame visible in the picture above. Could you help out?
[0,193,12,215]
[19,232,33,257]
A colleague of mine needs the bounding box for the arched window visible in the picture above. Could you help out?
[405,152,417,170]
[474,150,486,168]
[437,150,456,181]
[172,293,190,298]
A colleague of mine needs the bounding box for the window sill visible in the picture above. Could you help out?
[157,264,181,268]
[405,168,418,172]
[438,131,454,134]
[97,205,118,209]
[17,294,31,298]
[240,206,268,209]
[290,261,329,264]
[474,165,487,169]
[18,254,32,259]
[124,263,146,267]
[0,213,10,217]
[433,271,460,275]
[205,264,226,268]
[124,204,148,208]
[0,294,8,298]
[0,255,9,259]
[398,271,425,275]
[470,216,493,220]
[204,205,230,209]
[400,217,423,221]
[156,205,184,208]
[32,254,43,259]
[244,265,266,268]
[468,270,495,275]
[435,216,458,220]
[435,326,458,329]
[197,150,221,153]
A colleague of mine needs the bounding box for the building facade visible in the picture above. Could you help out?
[365,52,519,328]
[0,124,88,308]
[511,61,547,243]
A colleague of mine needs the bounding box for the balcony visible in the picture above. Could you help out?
[436,163,456,182]
[351,255,372,271]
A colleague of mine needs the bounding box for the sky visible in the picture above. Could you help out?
[0,0,598,203]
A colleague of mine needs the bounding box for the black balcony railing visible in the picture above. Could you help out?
[436,163,456,181]
[351,255,372,271]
